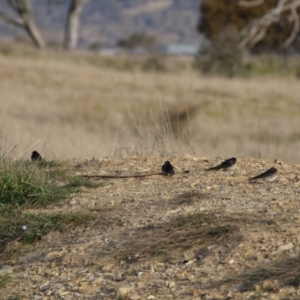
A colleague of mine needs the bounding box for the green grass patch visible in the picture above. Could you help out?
[66,176,104,189]
[0,158,68,207]
[0,211,93,248]
[33,159,62,168]
[0,157,99,207]
[245,54,300,77]
[0,274,10,288]
[0,154,100,257]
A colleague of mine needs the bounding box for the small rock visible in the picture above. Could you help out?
[207,292,224,299]
[272,242,294,255]
[137,271,144,277]
[193,288,204,297]
[167,281,176,288]
[114,266,123,281]
[183,250,195,261]
[19,253,43,264]
[57,290,70,296]
[0,265,13,275]
[229,259,234,264]
[212,185,219,190]
[147,296,156,299]
[117,286,132,297]
[184,206,196,214]
[278,177,288,184]
[38,282,50,291]
[102,263,114,271]
[262,280,274,290]
[185,259,196,265]
[188,274,196,282]
[207,244,217,251]
[92,276,104,285]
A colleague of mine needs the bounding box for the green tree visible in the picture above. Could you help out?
[194,26,247,77]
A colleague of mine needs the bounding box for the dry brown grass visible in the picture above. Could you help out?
[98,212,239,263]
[1,46,300,163]
[215,255,300,291]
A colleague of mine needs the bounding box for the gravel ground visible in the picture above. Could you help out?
[1,156,300,300]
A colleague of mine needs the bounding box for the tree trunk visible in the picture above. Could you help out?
[64,0,88,50]
[24,21,46,49]
[21,0,46,49]
[0,0,46,49]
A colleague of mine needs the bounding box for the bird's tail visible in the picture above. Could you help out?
[207,165,221,171]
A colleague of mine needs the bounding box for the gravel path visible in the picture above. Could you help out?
[1,156,300,300]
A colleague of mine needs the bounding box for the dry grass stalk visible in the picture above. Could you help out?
[98,213,239,263]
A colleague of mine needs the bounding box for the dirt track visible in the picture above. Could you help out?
[1,156,300,300]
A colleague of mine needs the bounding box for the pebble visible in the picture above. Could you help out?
[38,282,50,291]
[193,288,204,297]
[272,242,294,255]
[118,286,132,296]
[0,265,13,275]
[166,280,176,288]
[92,276,104,285]
[102,263,114,271]
[262,280,274,290]
[114,266,123,281]
[183,250,194,261]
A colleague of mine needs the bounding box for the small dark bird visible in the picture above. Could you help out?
[162,160,175,175]
[207,157,237,171]
[31,151,42,161]
[249,167,278,182]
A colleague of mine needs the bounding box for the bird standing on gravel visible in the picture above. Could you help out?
[162,161,175,175]
[207,157,237,171]
[249,167,278,182]
[31,151,42,161]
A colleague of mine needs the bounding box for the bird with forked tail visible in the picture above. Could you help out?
[249,167,278,182]
[207,157,237,171]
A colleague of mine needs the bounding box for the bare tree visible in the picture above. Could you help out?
[64,0,88,50]
[0,0,89,50]
[239,0,300,48]
[0,0,46,48]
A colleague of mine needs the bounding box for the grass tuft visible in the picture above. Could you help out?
[214,255,300,291]
[100,213,238,262]
[0,211,93,250]
[0,274,11,288]
[66,176,104,189]
[33,159,62,168]
[0,152,100,257]
[0,158,68,207]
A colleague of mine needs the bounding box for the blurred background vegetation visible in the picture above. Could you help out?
[1,1,300,77]
[1,0,300,163]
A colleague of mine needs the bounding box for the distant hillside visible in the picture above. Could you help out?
[0,0,201,48]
